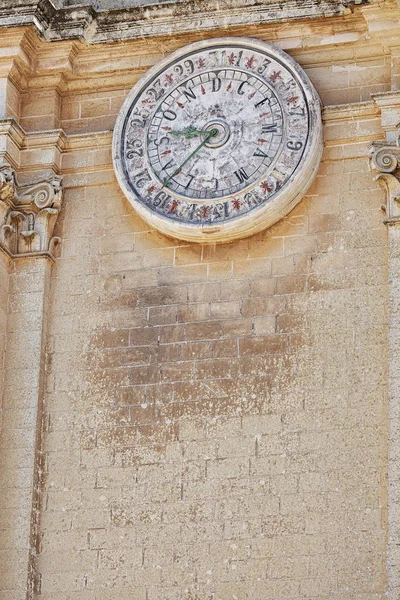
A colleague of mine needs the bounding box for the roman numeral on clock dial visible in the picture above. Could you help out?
[162,159,175,172]
[255,96,271,108]
[182,87,196,101]
[234,168,249,183]
[261,124,278,134]
[184,174,195,189]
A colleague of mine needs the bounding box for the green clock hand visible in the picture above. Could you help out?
[163,128,218,187]
[169,126,213,139]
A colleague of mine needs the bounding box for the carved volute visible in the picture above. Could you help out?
[370,134,400,224]
[0,164,63,259]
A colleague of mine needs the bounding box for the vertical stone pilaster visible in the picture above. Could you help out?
[0,249,10,436]
[0,56,22,123]
[0,75,20,122]
[1,257,52,599]
[0,165,63,599]
[370,91,400,600]
[387,223,400,599]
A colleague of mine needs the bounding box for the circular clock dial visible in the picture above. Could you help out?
[113,38,323,243]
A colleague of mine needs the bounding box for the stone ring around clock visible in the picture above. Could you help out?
[112,37,324,243]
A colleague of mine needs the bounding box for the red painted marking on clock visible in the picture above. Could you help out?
[161,150,171,156]
[201,205,209,218]
[228,52,237,65]
[261,181,272,193]
[232,199,241,210]
[270,71,281,82]
[258,138,268,144]
[201,85,206,95]
[168,199,179,214]
[248,91,256,100]
[197,58,206,68]
[147,185,155,193]
[165,74,173,85]
[226,82,232,92]
[245,55,256,69]
[177,102,185,109]
[260,112,269,118]
[287,96,299,105]
[162,126,171,131]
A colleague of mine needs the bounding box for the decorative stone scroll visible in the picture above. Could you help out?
[370,133,400,224]
[0,164,63,258]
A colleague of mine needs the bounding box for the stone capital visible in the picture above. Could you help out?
[370,141,400,224]
[370,91,400,225]
[0,164,63,259]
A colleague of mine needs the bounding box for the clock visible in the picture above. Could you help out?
[113,37,323,243]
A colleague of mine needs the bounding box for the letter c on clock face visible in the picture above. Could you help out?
[113,37,323,243]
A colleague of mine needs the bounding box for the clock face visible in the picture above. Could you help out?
[148,71,284,200]
[113,38,323,243]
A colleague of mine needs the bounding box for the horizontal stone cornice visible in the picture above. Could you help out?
[0,118,110,156]
[0,0,371,44]
[0,242,55,261]
[323,100,380,122]
[0,8,396,96]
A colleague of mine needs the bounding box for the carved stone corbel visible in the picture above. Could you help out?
[370,138,400,224]
[0,164,63,259]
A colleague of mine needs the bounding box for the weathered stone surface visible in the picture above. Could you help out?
[0,0,371,43]
[0,3,398,599]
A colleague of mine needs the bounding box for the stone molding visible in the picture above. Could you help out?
[0,0,369,43]
[0,164,63,259]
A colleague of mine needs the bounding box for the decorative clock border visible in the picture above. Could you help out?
[113,38,323,243]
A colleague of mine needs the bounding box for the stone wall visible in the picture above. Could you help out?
[38,128,388,599]
[0,1,398,598]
